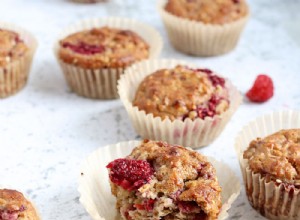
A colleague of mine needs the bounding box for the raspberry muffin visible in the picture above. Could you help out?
[55,17,162,99]
[0,24,37,98]
[0,189,39,220]
[106,140,222,220]
[241,129,300,219]
[158,0,249,56]
[133,65,229,121]
[118,60,241,148]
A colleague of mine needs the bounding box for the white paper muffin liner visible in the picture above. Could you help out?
[158,0,249,57]
[118,59,242,149]
[54,17,162,99]
[0,185,41,219]
[0,22,38,98]
[78,140,241,220]
[235,110,300,219]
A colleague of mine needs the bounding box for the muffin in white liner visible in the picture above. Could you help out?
[158,0,249,57]
[0,185,41,219]
[54,17,162,99]
[78,140,241,220]
[235,110,300,220]
[117,59,242,148]
[0,22,38,98]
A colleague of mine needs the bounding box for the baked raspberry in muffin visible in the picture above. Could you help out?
[58,27,149,69]
[242,129,300,219]
[0,189,39,220]
[0,29,28,67]
[133,65,229,121]
[106,140,222,220]
[165,0,248,25]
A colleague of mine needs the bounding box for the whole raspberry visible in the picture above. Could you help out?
[246,74,274,102]
[106,159,154,191]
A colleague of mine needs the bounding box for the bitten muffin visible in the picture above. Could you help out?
[0,29,28,67]
[133,65,229,121]
[106,140,222,220]
[0,189,39,220]
[165,0,248,25]
[58,27,149,69]
[242,129,300,219]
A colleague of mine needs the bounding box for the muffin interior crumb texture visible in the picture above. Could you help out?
[133,65,229,121]
[59,26,149,69]
[0,29,28,67]
[243,129,300,186]
[165,0,248,24]
[106,140,222,220]
[0,189,38,220]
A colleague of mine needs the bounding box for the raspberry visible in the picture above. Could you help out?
[246,74,274,103]
[62,42,105,55]
[106,159,154,191]
[134,199,156,211]
[178,201,199,213]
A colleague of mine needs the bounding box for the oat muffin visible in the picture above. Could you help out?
[242,129,300,219]
[0,29,28,67]
[59,27,149,69]
[106,140,222,220]
[0,189,39,220]
[133,65,229,121]
[165,0,248,25]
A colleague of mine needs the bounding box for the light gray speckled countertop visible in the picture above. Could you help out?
[0,0,300,219]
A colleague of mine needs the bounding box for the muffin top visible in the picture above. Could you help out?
[133,65,229,121]
[0,29,28,67]
[59,27,150,69]
[0,189,39,220]
[165,0,248,25]
[243,129,300,185]
[107,140,222,219]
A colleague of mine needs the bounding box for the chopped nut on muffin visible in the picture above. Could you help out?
[0,189,39,220]
[59,27,149,69]
[107,140,222,220]
[133,65,229,121]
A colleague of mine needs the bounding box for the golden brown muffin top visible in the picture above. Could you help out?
[59,27,149,69]
[133,65,229,121]
[0,189,39,220]
[129,140,222,219]
[165,0,248,25]
[243,129,300,185]
[0,29,28,67]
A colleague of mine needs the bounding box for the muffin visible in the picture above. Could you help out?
[158,0,249,56]
[106,140,222,220]
[243,129,300,219]
[0,23,37,98]
[0,189,39,220]
[55,17,162,99]
[78,140,240,220]
[118,60,242,148]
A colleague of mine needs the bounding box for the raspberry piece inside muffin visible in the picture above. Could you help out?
[107,140,222,220]
[107,158,154,191]
[246,74,274,103]
[62,42,105,55]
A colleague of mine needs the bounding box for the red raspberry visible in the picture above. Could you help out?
[178,201,199,213]
[246,74,274,103]
[134,199,156,211]
[62,42,105,55]
[106,159,154,191]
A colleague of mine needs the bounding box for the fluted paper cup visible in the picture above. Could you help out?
[78,140,240,220]
[235,110,300,219]
[0,22,37,98]
[54,17,162,99]
[0,186,41,219]
[118,59,242,148]
[158,0,249,56]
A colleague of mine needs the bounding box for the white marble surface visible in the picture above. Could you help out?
[0,0,300,219]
